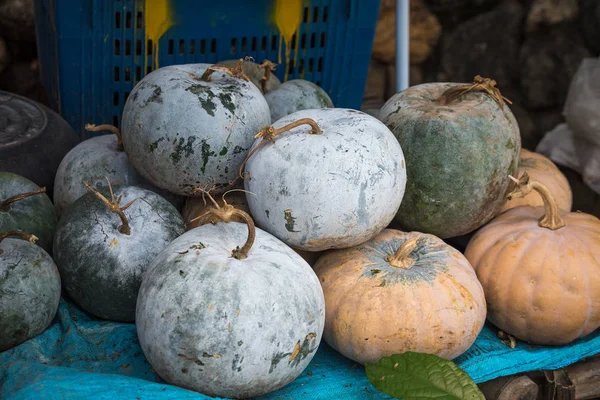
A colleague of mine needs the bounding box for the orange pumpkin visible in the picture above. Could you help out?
[465,173,600,345]
[183,192,323,265]
[314,229,486,365]
[502,149,572,212]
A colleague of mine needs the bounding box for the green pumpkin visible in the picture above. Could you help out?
[379,79,521,238]
[0,172,57,253]
[0,231,61,351]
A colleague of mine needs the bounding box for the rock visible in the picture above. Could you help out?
[424,0,502,28]
[5,38,37,62]
[0,0,35,42]
[527,108,565,148]
[362,60,387,110]
[441,2,524,87]
[410,0,442,64]
[0,59,39,96]
[578,0,600,55]
[526,0,578,32]
[372,0,441,64]
[0,36,8,75]
[559,166,600,218]
[519,24,590,109]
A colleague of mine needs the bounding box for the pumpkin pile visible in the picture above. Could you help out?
[2,57,599,399]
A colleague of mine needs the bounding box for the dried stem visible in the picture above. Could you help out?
[259,60,277,93]
[82,177,137,235]
[0,187,46,212]
[385,238,419,269]
[201,59,250,82]
[0,230,38,255]
[438,75,512,108]
[189,188,256,259]
[85,124,124,151]
[238,118,322,180]
[507,172,566,230]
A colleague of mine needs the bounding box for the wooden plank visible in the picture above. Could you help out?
[478,375,539,400]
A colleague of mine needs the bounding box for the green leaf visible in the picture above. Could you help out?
[365,352,485,400]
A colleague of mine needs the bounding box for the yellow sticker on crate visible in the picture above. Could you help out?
[273,0,303,81]
[144,0,175,69]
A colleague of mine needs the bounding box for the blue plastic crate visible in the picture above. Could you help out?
[34,0,381,139]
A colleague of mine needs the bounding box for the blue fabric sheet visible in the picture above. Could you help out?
[2,297,600,399]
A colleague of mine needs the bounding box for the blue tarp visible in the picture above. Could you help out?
[2,297,600,399]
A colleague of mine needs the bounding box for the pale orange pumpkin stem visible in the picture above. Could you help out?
[0,187,46,212]
[238,118,322,180]
[85,124,124,151]
[438,75,512,108]
[82,176,137,235]
[385,238,419,269]
[0,230,38,255]
[508,173,566,230]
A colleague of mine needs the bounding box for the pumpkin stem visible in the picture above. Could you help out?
[200,59,250,82]
[0,187,46,212]
[85,124,124,151]
[82,177,137,235]
[507,172,566,230]
[258,59,277,93]
[238,118,322,180]
[385,238,419,269]
[0,230,38,255]
[437,75,512,108]
[191,207,256,260]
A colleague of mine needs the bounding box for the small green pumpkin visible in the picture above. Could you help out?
[0,231,61,351]
[0,172,57,253]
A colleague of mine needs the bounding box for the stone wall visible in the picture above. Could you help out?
[363,0,600,151]
[0,0,47,104]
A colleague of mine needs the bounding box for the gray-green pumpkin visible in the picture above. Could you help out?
[53,183,185,322]
[121,63,271,196]
[53,125,185,217]
[0,172,57,253]
[379,78,521,238]
[0,231,61,351]
[265,79,334,122]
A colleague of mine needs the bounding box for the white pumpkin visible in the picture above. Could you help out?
[243,108,407,251]
[136,211,325,398]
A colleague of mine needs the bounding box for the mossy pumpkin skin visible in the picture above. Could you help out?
[0,238,61,351]
[244,108,407,252]
[501,149,572,212]
[0,172,57,253]
[121,64,271,196]
[379,82,521,238]
[52,186,185,322]
[314,229,487,365]
[136,222,325,398]
[265,79,334,122]
[53,134,184,216]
